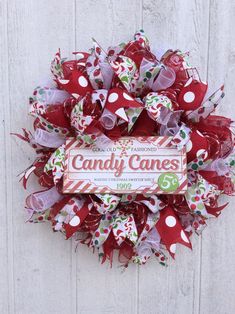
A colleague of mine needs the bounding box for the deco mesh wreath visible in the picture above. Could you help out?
[16,30,235,266]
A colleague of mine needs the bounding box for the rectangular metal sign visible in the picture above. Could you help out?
[63,137,187,194]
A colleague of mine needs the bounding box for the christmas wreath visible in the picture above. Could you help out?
[15,30,234,266]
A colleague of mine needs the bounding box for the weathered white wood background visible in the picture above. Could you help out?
[1,0,235,313]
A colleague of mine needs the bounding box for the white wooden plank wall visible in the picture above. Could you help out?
[0,0,235,313]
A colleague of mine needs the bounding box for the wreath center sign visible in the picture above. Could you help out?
[15,30,234,266]
[63,136,187,194]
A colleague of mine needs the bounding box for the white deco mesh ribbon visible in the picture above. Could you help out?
[34,128,66,148]
[26,186,62,212]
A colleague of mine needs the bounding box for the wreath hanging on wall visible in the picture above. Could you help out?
[15,30,234,267]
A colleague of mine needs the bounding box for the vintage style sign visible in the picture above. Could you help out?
[63,137,187,194]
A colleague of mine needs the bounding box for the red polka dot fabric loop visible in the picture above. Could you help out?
[178,78,208,111]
